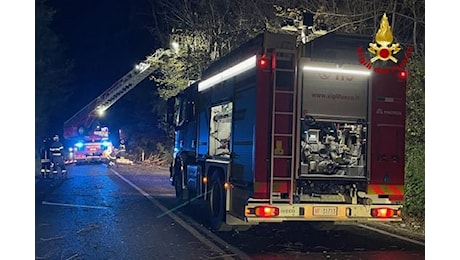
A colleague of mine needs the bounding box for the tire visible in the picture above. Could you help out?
[208,173,229,231]
[174,171,186,205]
[174,157,189,205]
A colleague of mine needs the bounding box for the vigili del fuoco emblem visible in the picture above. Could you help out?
[368,13,401,63]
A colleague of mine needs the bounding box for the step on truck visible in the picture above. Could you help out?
[170,28,408,231]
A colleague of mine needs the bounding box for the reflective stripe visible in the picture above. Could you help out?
[367,184,404,195]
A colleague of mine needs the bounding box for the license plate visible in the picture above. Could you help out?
[280,206,299,216]
[313,206,337,216]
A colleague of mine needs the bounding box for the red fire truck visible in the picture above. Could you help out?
[64,61,155,164]
[169,30,407,231]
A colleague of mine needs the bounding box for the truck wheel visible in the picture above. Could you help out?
[208,173,229,231]
[174,171,186,205]
[174,159,189,205]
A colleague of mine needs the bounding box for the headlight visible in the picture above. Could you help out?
[102,141,112,148]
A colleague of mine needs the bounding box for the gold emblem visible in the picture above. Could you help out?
[368,13,401,63]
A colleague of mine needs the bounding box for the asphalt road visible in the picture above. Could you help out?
[35,164,239,259]
[35,163,425,259]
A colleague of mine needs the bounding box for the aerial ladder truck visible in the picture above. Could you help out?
[63,51,164,164]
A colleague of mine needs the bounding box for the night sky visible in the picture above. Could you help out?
[48,0,159,123]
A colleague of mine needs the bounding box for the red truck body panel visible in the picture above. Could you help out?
[368,70,407,201]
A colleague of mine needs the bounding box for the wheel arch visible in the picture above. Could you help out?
[172,150,196,180]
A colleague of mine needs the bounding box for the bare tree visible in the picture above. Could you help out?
[143,0,281,99]
[142,0,424,99]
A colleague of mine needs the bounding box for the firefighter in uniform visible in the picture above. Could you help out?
[39,138,52,178]
[49,134,67,177]
[105,146,119,167]
[118,139,126,158]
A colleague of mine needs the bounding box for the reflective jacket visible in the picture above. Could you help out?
[49,141,64,157]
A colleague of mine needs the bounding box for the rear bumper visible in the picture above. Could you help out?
[244,203,402,223]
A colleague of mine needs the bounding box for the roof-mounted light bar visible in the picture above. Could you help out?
[303,65,371,76]
[198,55,257,92]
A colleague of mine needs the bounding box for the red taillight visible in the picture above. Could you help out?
[254,206,279,217]
[397,70,407,80]
[258,57,268,68]
[371,208,396,218]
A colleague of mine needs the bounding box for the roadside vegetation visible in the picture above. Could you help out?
[404,144,424,219]
[404,51,425,221]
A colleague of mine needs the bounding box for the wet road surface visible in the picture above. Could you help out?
[36,163,425,259]
[35,164,239,259]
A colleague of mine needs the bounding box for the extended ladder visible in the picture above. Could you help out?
[93,62,155,113]
[269,49,297,204]
[64,49,168,139]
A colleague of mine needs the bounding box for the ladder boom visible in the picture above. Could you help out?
[94,62,155,114]
[63,55,161,140]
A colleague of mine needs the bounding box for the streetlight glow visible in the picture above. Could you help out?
[171,41,180,54]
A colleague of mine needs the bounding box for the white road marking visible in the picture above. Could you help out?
[109,168,248,259]
[42,201,109,209]
[356,223,425,246]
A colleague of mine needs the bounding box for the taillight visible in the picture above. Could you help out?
[258,56,268,69]
[397,70,407,80]
[254,206,279,217]
[371,207,396,218]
